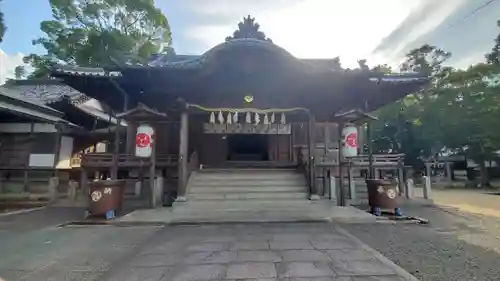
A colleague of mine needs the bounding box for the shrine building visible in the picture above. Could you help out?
[47,16,429,208]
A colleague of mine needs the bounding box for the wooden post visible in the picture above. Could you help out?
[308,115,319,200]
[406,178,414,199]
[423,176,432,199]
[23,171,29,192]
[328,170,336,201]
[149,126,157,208]
[367,120,374,179]
[125,125,134,154]
[176,111,189,202]
[337,121,345,206]
[445,162,452,182]
[53,125,62,171]
[323,122,330,196]
[80,168,88,203]
[111,120,120,179]
[348,164,355,200]
[425,163,432,179]
[398,164,405,196]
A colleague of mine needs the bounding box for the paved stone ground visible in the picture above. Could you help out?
[0,206,85,235]
[342,203,500,281]
[102,223,415,281]
[0,225,161,281]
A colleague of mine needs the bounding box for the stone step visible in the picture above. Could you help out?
[188,185,305,194]
[197,168,298,173]
[189,179,307,187]
[174,200,318,211]
[188,192,309,201]
[190,174,305,182]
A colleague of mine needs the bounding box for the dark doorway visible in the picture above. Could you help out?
[227,134,269,161]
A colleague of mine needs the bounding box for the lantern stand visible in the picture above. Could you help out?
[333,110,378,206]
[116,103,169,208]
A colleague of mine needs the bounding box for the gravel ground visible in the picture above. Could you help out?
[341,204,500,281]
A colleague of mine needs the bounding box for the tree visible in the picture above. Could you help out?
[370,45,454,169]
[0,0,6,42]
[486,20,500,65]
[14,65,25,79]
[434,63,500,186]
[24,0,172,78]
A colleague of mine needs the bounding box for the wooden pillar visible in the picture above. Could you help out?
[322,122,330,196]
[357,125,365,155]
[149,125,157,207]
[348,163,355,200]
[307,115,319,200]
[425,163,432,178]
[80,168,88,203]
[445,162,452,181]
[337,121,345,206]
[125,125,135,154]
[111,121,120,179]
[23,122,35,192]
[367,120,374,179]
[176,111,189,201]
[53,125,62,174]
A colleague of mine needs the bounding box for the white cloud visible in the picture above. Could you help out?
[0,49,24,84]
[179,0,441,67]
[177,0,495,69]
[371,0,468,63]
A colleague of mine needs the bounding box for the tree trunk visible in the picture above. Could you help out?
[478,160,490,188]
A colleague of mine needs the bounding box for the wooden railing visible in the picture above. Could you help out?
[349,153,404,163]
[70,154,82,167]
[81,153,178,168]
[316,153,404,168]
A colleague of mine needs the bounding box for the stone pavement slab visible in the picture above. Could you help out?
[0,225,161,281]
[101,223,418,281]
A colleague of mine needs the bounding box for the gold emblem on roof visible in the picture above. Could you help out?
[244,95,254,103]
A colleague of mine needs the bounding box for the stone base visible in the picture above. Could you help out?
[175,196,187,202]
[309,194,321,201]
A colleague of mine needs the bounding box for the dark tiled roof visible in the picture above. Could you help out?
[0,86,62,114]
[10,83,91,105]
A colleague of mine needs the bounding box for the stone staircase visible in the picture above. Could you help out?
[173,168,316,215]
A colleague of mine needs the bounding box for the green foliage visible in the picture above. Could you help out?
[24,0,172,78]
[371,22,500,185]
[0,0,5,43]
[486,20,500,65]
[14,65,25,79]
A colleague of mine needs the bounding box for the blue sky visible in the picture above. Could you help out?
[1,0,499,84]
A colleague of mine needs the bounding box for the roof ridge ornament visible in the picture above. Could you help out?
[226,15,273,42]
